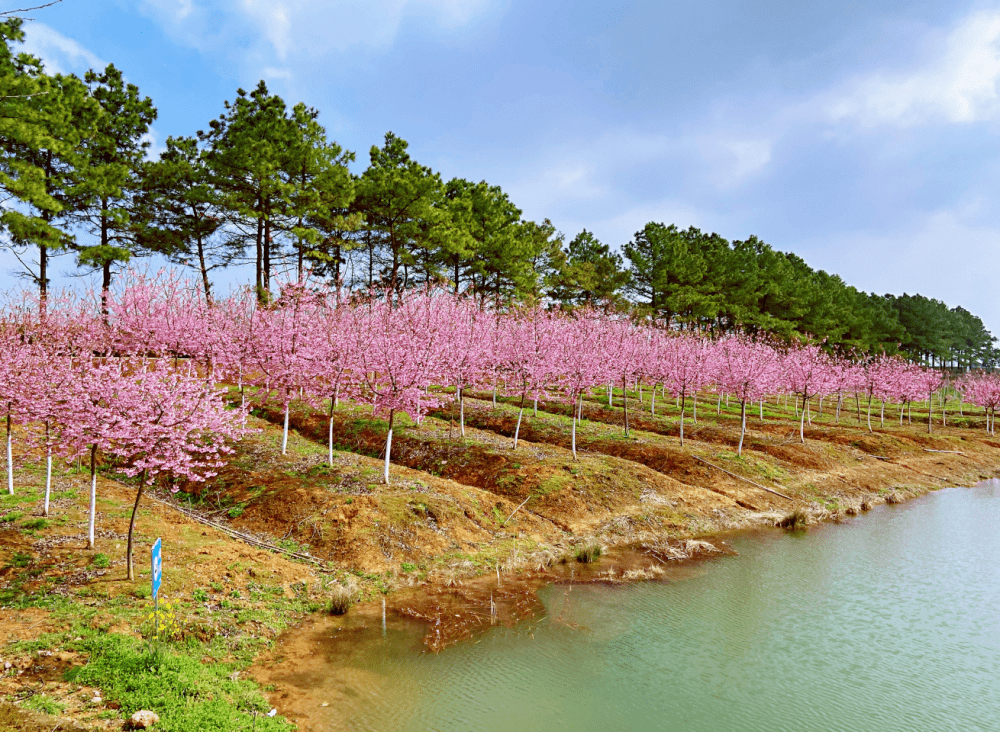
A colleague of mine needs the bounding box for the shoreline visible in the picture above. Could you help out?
[250,473,993,732]
[2,393,999,730]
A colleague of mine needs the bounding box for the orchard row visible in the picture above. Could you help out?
[4,275,1000,577]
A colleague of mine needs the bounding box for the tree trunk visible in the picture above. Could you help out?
[459,388,466,438]
[126,469,148,581]
[43,422,51,516]
[196,230,213,306]
[622,376,630,436]
[262,213,272,298]
[927,391,933,434]
[384,409,395,485]
[88,444,97,550]
[6,413,12,495]
[281,399,290,454]
[738,400,747,456]
[255,206,264,300]
[513,393,526,450]
[571,392,580,460]
[679,389,686,447]
[799,392,808,443]
[328,398,335,466]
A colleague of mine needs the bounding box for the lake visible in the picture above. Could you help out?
[284,480,1000,731]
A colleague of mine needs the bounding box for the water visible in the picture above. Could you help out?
[296,481,1000,731]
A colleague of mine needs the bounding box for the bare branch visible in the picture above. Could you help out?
[1,1,64,19]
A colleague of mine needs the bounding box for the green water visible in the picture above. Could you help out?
[292,481,1000,731]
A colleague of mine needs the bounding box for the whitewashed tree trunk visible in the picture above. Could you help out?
[513,407,524,450]
[384,409,395,485]
[281,402,290,454]
[6,414,12,496]
[384,429,393,484]
[738,401,747,456]
[88,445,97,550]
[571,392,579,460]
[43,423,52,516]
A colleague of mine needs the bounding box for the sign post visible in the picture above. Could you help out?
[151,538,162,638]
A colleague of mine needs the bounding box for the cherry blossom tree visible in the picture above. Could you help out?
[349,290,452,484]
[100,362,251,579]
[714,335,779,456]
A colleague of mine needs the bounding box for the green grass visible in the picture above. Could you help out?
[61,634,291,732]
[22,694,64,716]
[575,544,603,563]
[92,553,111,569]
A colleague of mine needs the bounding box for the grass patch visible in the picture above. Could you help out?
[574,544,603,563]
[19,518,48,530]
[0,510,25,523]
[63,634,290,732]
[92,553,111,569]
[22,694,64,716]
[776,509,809,530]
[327,586,353,616]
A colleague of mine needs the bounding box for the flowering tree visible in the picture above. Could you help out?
[660,332,713,447]
[349,290,452,484]
[100,362,251,579]
[498,306,562,449]
[781,343,831,443]
[715,335,778,456]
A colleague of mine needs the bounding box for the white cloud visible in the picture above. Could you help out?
[695,134,773,189]
[138,0,497,62]
[820,9,1000,126]
[141,128,167,161]
[20,22,105,75]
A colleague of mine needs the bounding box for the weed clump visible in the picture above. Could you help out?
[776,509,809,530]
[884,491,904,505]
[574,544,602,563]
[327,586,354,615]
[92,553,111,569]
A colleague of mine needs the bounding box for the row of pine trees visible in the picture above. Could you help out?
[0,18,994,368]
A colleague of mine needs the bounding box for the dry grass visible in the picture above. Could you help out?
[775,508,810,530]
[327,585,355,615]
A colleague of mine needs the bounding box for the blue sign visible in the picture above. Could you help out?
[151,538,162,599]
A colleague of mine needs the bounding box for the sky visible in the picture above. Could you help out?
[8,0,1000,335]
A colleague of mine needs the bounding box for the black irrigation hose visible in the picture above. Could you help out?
[144,494,334,571]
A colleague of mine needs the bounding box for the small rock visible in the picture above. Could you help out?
[129,710,160,729]
[91,696,102,704]
[321,702,329,707]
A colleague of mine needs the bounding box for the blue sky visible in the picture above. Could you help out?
[11,0,1000,335]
